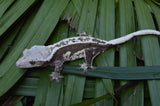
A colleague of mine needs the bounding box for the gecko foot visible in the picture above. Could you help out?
[78,63,89,73]
[49,72,64,82]
[77,31,87,36]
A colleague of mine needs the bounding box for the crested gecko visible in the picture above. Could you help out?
[16,29,160,82]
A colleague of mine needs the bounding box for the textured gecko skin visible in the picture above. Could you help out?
[16,30,160,82]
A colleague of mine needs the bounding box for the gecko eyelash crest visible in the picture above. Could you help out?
[16,29,160,82]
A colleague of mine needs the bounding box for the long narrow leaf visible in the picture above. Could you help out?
[32,65,160,80]
[34,71,50,106]
[146,0,160,29]
[0,22,23,61]
[71,81,140,106]
[134,0,160,105]
[0,0,36,36]
[13,78,38,96]
[0,0,69,96]
[63,0,98,105]
[63,65,160,80]
[94,0,115,105]
[0,0,15,18]
[119,0,144,105]
[44,22,68,106]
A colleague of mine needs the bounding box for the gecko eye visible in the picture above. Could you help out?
[29,61,35,65]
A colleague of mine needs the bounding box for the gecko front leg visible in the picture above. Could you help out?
[49,60,64,82]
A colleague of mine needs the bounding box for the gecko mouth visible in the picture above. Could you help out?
[16,58,33,68]
[16,57,44,68]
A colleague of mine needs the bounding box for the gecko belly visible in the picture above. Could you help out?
[63,49,85,61]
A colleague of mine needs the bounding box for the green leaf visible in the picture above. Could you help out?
[13,77,38,96]
[45,80,63,106]
[0,21,23,61]
[1,0,160,105]
[34,71,50,106]
[12,65,160,98]
[63,1,98,105]
[71,93,111,106]
[62,65,160,80]
[44,22,68,106]
[151,0,160,6]
[77,0,98,33]
[0,6,36,96]
[94,0,115,105]
[71,81,140,106]
[0,0,69,96]
[134,0,160,105]
[72,0,83,15]
[0,0,15,18]
[146,0,160,29]
[119,0,144,106]
[61,0,82,29]
[34,69,64,106]
[0,0,36,36]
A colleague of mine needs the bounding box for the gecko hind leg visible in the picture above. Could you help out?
[78,62,88,72]
[49,60,64,82]
[50,72,64,82]
[79,47,102,72]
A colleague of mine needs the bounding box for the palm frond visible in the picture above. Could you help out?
[0,0,160,105]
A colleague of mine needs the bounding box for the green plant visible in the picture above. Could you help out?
[0,0,160,105]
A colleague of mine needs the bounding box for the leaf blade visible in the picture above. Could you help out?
[0,0,69,96]
[0,0,36,36]
[134,0,160,105]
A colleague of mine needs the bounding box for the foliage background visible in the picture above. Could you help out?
[0,0,160,105]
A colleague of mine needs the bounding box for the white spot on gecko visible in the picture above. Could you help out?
[70,49,85,60]
[63,51,71,61]
[63,50,85,61]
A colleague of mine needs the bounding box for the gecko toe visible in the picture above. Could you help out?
[55,78,59,82]
[83,69,88,73]
[78,63,88,72]
[49,72,63,82]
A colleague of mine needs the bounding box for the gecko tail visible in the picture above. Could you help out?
[107,29,160,45]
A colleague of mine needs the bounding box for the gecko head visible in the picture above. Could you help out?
[16,46,51,68]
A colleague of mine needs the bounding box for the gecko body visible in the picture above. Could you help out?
[16,30,160,81]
